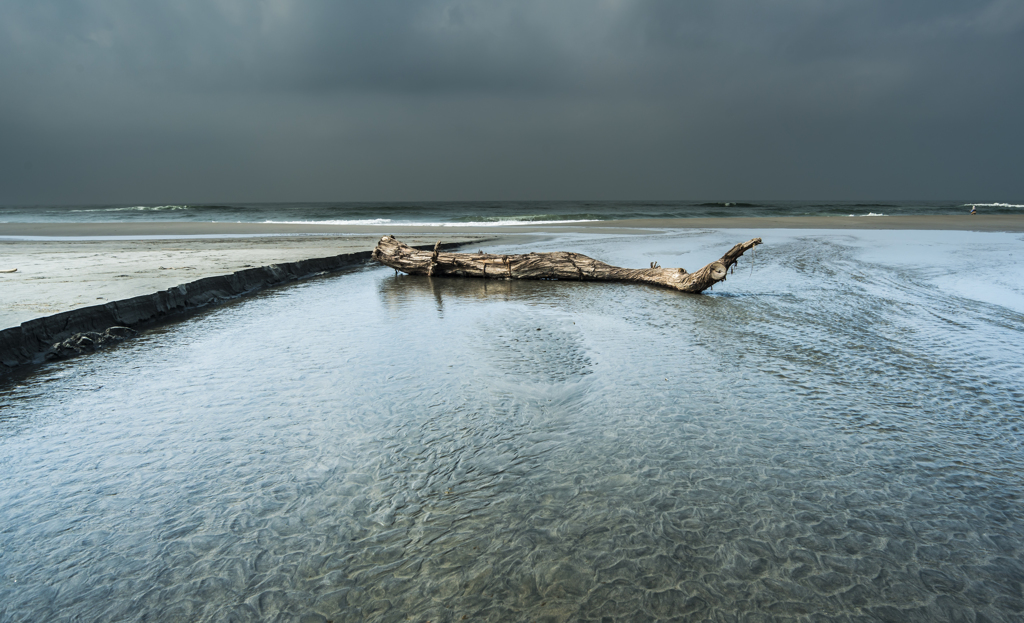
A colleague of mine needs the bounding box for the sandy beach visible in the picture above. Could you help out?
[3,214,1023,332]
[6,3,1022,618]
[5,225,1022,621]
[0,233,493,331]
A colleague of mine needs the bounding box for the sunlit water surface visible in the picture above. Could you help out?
[1,230,1023,622]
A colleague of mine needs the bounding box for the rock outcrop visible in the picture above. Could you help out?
[48,327,138,360]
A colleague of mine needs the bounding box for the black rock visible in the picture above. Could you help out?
[47,326,138,360]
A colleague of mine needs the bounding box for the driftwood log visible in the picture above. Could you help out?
[372,235,763,294]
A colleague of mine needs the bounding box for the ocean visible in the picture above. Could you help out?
[1,228,1023,621]
[1,199,1021,225]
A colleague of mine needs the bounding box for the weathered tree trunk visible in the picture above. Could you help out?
[372,235,763,294]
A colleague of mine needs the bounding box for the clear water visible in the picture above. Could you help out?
[1,230,1023,622]
[1,199,1021,225]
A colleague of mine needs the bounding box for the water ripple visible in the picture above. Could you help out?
[1,230,1022,622]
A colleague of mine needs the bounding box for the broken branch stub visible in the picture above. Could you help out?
[371,236,763,294]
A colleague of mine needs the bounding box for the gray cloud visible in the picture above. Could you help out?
[1,0,1021,203]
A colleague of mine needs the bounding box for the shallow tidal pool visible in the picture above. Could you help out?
[1,229,1023,622]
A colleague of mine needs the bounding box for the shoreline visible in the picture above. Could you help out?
[0,234,501,331]
[0,237,488,377]
[2,214,1024,238]
[3,215,1022,377]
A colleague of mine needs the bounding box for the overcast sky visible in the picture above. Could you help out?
[1,0,1021,204]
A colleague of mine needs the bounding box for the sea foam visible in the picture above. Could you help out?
[69,205,191,212]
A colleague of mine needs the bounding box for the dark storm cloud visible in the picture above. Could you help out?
[1,0,1022,203]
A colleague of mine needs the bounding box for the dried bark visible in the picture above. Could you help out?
[372,235,763,294]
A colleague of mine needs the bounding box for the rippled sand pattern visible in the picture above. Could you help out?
[1,231,1023,622]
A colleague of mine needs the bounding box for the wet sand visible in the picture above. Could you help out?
[4,227,1023,621]
[0,234,491,331]
[2,214,1022,331]
[2,214,1023,238]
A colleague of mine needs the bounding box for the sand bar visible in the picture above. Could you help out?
[0,234,491,332]
[2,213,1022,341]
[3,214,1023,330]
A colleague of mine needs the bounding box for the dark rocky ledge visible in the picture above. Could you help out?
[0,242,467,377]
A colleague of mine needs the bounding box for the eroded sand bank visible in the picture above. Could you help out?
[0,234,492,331]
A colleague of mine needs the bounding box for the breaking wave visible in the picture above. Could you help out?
[69,205,192,213]
[695,202,759,208]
